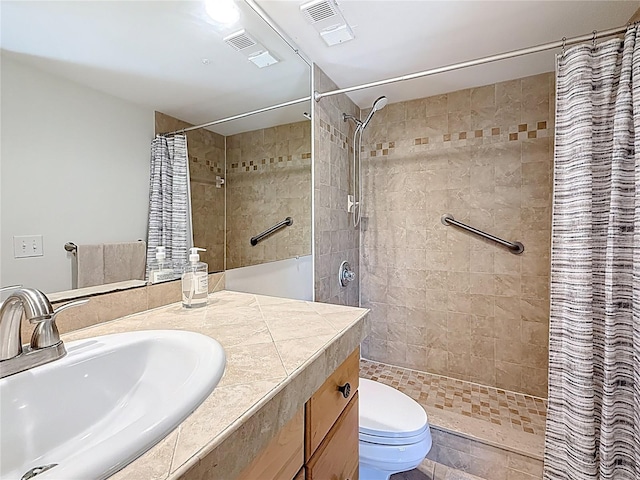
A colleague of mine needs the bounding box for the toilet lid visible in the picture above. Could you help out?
[359,378,428,439]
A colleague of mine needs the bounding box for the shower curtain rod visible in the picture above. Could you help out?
[244,0,311,67]
[314,23,634,101]
[162,23,632,135]
[162,96,310,136]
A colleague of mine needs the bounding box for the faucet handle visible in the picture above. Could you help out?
[29,298,89,349]
[51,298,90,318]
[0,285,22,293]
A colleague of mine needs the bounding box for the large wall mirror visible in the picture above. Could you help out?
[0,0,311,297]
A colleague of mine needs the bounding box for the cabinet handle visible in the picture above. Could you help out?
[337,382,351,399]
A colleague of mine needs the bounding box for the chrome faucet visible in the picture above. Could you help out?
[0,287,88,378]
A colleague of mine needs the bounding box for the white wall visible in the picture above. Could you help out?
[225,255,313,301]
[1,56,154,293]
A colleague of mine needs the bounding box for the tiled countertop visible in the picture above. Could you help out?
[62,290,369,479]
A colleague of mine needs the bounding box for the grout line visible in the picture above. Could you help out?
[254,295,289,375]
[167,423,181,476]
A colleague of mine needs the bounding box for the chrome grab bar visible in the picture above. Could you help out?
[250,217,293,246]
[441,214,524,255]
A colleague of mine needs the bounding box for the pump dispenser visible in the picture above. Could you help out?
[182,247,208,308]
[150,246,174,283]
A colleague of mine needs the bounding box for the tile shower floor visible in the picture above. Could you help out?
[360,359,547,437]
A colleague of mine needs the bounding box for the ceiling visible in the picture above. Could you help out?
[0,0,311,136]
[2,1,638,133]
[259,0,639,109]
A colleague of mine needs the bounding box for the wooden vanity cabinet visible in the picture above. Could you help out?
[305,348,360,459]
[306,392,359,480]
[238,347,360,480]
[237,409,304,480]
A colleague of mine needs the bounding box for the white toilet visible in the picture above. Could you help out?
[359,378,432,480]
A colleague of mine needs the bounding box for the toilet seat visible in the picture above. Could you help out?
[358,378,429,444]
[359,426,429,446]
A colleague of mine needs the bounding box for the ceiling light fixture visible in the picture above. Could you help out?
[204,0,240,25]
[248,50,278,68]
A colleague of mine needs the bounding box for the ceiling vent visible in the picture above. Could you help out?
[223,30,279,68]
[224,30,258,52]
[301,0,338,24]
[300,0,354,46]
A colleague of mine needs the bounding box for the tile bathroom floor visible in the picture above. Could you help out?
[360,359,548,437]
[361,359,547,479]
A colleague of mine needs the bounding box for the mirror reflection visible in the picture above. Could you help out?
[155,110,311,274]
[0,0,311,296]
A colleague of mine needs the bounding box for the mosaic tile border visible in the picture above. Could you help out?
[318,118,352,151]
[366,141,396,157]
[189,155,223,174]
[360,358,547,437]
[227,152,311,172]
[364,120,550,156]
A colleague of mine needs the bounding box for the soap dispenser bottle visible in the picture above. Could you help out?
[182,247,208,308]
[150,246,174,283]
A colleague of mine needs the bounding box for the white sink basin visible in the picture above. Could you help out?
[0,330,226,480]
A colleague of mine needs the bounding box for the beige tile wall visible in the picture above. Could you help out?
[313,65,360,306]
[20,273,225,341]
[421,429,543,480]
[155,112,225,272]
[360,73,554,397]
[225,121,311,269]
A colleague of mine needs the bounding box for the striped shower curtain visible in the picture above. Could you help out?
[544,27,640,479]
[145,134,191,277]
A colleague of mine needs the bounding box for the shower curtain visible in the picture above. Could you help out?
[145,134,191,277]
[544,27,640,479]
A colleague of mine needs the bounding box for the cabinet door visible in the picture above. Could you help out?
[306,392,359,480]
[237,409,304,480]
[305,347,359,459]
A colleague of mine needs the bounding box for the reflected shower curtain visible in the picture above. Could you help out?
[544,27,640,479]
[145,134,191,277]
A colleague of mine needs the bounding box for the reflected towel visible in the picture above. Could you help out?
[103,241,147,284]
[76,244,105,288]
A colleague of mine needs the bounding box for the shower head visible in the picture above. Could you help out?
[372,95,388,112]
[361,95,388,130]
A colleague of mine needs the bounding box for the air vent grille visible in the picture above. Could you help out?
[301,0,338,24]
[224,30,257,51]
[222,29,278,68]
[300,0,354,46]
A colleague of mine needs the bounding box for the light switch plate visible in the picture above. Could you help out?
[13,235,44,258]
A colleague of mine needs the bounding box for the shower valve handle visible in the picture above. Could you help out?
[339,261,356,287]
